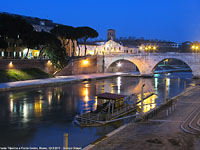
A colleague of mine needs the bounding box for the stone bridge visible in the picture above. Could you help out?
[97,53,200,78]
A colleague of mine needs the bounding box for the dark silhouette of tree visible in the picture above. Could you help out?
[0,13,34,58]
[179,41,192,53]
[35,31,61,58]
[0,37,8,58]
[51,25,75,55]
[76,27,98,56]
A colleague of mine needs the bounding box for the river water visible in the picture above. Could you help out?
[0,72,197,148]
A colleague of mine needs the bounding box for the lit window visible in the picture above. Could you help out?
[19,52,21,57]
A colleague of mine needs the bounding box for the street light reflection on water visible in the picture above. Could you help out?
[0,72,195,147]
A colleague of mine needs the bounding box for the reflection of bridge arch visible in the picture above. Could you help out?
[99,53,200,78]
[106,59,139,73]
[152,58,192,73]
[133,78,154,94]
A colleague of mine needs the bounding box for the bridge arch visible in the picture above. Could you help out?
[151,58,192,74]
[105,59,140,73]
[102,54,200,78]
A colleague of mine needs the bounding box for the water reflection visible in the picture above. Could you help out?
[34,100,42,117]
[0,72,196,147]
[137,93,157,113]
[117,76,121,94]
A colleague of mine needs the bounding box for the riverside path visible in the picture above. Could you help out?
[86,86,200,150]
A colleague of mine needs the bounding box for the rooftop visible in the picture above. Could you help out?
[96,92,126,100]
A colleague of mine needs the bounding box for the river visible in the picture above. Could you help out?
[0,72,197,148]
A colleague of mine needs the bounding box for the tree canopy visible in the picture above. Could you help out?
[0,13,99,69]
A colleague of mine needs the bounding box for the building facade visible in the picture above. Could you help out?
[77,40,136,56]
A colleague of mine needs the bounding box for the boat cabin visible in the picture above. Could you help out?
[96,93,126,111]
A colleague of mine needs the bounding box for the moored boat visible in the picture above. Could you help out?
[74,92,155,127]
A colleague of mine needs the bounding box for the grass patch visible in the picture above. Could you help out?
[0,68,52,83]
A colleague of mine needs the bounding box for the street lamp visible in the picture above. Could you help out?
[102,50,105,73]
[191,44,199,53]
[117,62,122,67]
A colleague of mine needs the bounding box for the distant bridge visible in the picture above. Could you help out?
[97,53,200,78]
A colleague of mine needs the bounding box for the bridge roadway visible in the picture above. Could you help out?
[97,53,200,78]
[86,86,200,150]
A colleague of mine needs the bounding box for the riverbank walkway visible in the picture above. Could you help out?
[85,86,200,150]
[0,73,132,92]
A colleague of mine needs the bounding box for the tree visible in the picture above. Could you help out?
[0,37,8,58]
[0,13,34,58]
[179,41,192,53]
[51,25,75,56]
[43,43,67,70]
[77,27,98,56]
[36,31,61,58]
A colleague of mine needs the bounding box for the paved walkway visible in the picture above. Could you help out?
[86,86,200,150]
[0,73,126,92]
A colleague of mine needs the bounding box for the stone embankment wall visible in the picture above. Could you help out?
[56,56,97,76]
[0,59,55,74]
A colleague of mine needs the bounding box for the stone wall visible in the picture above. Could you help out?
[0,59,55,74]
[56,56,97,76]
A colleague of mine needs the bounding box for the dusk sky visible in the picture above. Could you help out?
[1,0,200,43]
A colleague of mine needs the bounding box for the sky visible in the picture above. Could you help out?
[1,0,200,43]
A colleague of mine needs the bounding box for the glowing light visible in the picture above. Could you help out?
[117,62,122,67]
[117,76,121,94]
[148,46,151,49]
[23,102,28,122]
[34,100,42,117]
[137,93,157,113]
[139,46,143,50]
[153,46,156,50]
[9,61,13,68]
[47,60,52,65]
[192,45,195,49]
[10,98,14,112]
[88,51,94,55]
[23,48,28,55]
[155,78,158,94]
[57,93,61,101]
[48,91,52,105]
[196,46,199,50]
[94,96,98,110]
[83,60,89,65]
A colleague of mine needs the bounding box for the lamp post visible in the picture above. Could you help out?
[102,50,105,73]
[141,84,145,118]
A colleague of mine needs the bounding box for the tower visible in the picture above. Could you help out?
[107,29,116,41]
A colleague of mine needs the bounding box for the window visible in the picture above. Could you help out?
[19,52,22,57]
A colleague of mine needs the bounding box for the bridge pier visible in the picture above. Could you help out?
[140,74,154,78]
[193,73,200,79]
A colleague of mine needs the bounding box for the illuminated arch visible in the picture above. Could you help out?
[106,59,140,73]
[152,58,192,74]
